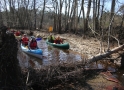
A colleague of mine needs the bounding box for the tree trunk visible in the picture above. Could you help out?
[58,0,63,34]
[107,0,116,50]
[85,0,91,31]
[81,0,85,35]
[99,0,105,54]
[34,0,36,29]
[0,26,23,89]
[93,0,96,31]
[0,1,3,25]
[87,44,124,64]
[40,0,46,29]
[120,54,124,68]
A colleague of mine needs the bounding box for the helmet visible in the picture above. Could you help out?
[24,34,27,36]
[31,36,35,39]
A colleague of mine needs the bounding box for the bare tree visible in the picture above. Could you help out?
[93,0,97,31]
[119,4,124,29]
[3,0,9,26]
[33,0,36,29]
[58,0,64,33]
[99,0,105,54]
[85,0,91,31]
[40,0,46,29]
[107,0,116,51]
[81,0,85,36]
[0,1,3,25]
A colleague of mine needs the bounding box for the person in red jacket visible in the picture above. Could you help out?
[20,34,29,46]
[28,36,38,49]
[11,30,15,33]
[54,36,63,44]
[15,30,21,36]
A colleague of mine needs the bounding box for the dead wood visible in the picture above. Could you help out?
[24,66,106,90]
[87,44,124,64]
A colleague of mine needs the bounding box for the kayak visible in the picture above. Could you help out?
[36,38,42,41]
[46,39,69,49]
[21,44,43,59]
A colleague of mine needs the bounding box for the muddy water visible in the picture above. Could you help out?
[18,39,124,85]
[18,40,82,68]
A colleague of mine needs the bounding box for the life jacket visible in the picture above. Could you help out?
[22,37,29,45]
[48,36,55,43]
[54,39,62,44]
[11,30,15,33]
[15,31,20,36]
[30,40,37,49]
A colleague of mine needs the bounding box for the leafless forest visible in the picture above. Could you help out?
[0,0,124,90]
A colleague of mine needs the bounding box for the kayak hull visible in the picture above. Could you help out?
[46,39,69,49]
[21,44,43,59]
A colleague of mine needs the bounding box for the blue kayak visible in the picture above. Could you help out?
[36,38,42,41]
[21,44,43,59]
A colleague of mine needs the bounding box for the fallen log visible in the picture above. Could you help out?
[87,44,124,64]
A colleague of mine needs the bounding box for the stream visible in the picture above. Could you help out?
[18,39,124,86]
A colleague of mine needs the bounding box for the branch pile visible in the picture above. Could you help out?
[23,63,106,90]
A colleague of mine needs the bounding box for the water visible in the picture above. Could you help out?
[18,39,82,68]
[18,39,124,85]
[113,69,124,86]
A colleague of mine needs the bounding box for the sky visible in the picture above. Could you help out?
[56,0,124,17]
[105,0,124,11]
[1,0,124,15]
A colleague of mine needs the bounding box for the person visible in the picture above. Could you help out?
[29,30,33,36]
[54,36,63,44]
[6,27,11,34]
[11,30,15,33]
[36,34,41,38]
[47,34,55,43]
[15,30,21,36]
[28,36,38,49]
[20,34,29,46]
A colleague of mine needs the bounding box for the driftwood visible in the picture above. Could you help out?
[25,67,106,90]
[87,44,124,64]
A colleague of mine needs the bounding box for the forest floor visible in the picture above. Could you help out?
[25,30,124,90]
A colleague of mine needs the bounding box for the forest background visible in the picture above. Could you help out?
[0,0,124,52]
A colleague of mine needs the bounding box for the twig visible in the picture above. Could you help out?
[110,35,120,46]
[26,71,30,85]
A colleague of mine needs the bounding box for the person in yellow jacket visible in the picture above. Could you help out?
[47,34,55,43]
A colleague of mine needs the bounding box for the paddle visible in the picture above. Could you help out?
[27,45,31,51]
[25,44,31,51]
